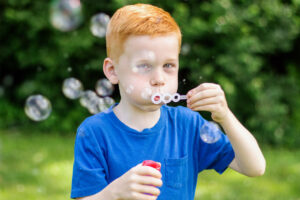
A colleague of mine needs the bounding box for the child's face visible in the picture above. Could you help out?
[115,34,179,111]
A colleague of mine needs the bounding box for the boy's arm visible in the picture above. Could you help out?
[219,109,265,176]
[187,83,266,177]
[75,185,115,200]
[75,164,162,200]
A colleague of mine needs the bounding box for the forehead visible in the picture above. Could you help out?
[122,34,179,59]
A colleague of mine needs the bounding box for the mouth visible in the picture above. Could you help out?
[154,95,160,101]
[151,92,162,104]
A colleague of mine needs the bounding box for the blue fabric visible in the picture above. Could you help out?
[71,105,235,199]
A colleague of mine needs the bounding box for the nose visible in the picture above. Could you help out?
[150,69,165,87]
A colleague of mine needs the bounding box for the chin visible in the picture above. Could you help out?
[142,104,162,112]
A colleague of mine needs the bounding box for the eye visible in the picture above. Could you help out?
[137,64,150,69]
[163,63,176,69]
[135,63,152,73]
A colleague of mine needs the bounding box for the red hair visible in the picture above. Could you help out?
[106,4,182,62]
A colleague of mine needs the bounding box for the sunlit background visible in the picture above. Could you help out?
[1,0,300,199]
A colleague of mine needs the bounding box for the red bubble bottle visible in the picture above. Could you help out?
[142,160,161,171]
[142,160,161,196]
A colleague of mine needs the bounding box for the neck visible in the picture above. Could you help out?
[113,100,161,132]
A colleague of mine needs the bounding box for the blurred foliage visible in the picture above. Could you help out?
[1,0,300,147]
[1,130,300,199]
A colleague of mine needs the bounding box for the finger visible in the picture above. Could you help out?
[189,104,218,112]
[131,183,160,196]
[187,83,221,97]
[136,166,162,179]
[188,89,220,105]
[135,175,163,187]
[188,96,222,109]
[131,163,143,171]
[130,191,158,200]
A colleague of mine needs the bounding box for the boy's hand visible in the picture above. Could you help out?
[111,163,162,200]
[187,83,229,123]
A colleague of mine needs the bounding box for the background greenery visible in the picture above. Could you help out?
[1,0,300,199]
[1,0,300,147]
[1,130,299,200]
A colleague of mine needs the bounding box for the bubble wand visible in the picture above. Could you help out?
[151,92,187,104]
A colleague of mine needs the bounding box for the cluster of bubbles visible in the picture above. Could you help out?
[25,1,114,121]
[50,0,110,38]
[63,77,115,114]
[25,78,115,121]
[200,121,222,143]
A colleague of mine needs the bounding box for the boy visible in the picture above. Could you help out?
[71,3,266,200]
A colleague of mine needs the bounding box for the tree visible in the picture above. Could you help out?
[1,0,300,147]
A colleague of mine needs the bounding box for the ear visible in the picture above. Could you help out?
[103,58,118,84]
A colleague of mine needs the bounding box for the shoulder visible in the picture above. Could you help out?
[74,111,115,152]
[80,112,109,127]
[77,111,113,137]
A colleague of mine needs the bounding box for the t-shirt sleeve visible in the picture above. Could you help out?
[71,126,109,198]
[196,120,235,174]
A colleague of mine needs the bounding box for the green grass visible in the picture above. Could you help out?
[0,130,74,200]
[195,149,300,200]
[0,129,300,200]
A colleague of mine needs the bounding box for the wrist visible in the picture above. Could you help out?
[218,109,235,128]
[95,182,120,200]
[105,182,121,200]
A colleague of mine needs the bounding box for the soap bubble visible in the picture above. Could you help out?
[79,90,98,107]
[103,96,115,108]
[25,95,52,121]
[181,43,191,55]
[95,78,114,97]
[90,13,110,38]
[97,98,107,112]
[132,66,138,73]
[141,88,152,100]
[126,85,134,94]
[87,103,101,114]
[50,0,82,32]
[62,77,84,99]
[80,90,102,114]
[200,121,222,143]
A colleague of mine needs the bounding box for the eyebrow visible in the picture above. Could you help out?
[135,57,178,63]
[165,58,178,62]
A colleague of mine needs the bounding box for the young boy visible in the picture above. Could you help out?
[71,3,266,200]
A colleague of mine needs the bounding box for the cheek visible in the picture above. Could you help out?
[122,76,149,93]
[169,74,178,92]
[172,81,179,93]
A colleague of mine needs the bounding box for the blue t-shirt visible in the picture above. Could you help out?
[71,105,235,199]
